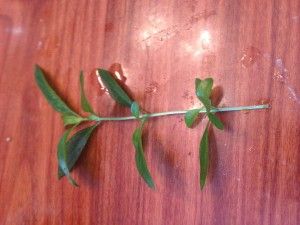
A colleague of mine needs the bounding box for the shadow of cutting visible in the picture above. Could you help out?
[208,86,224,183]
[189,113,206,129]
[142,124,187,195]
[211,85,223,106]
[151,138,187,195]
[212,85,236,132]
[74,123,104,187]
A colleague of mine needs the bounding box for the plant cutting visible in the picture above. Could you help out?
[35,65,269,189]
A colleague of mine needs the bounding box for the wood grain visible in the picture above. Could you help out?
[0,0,299,224]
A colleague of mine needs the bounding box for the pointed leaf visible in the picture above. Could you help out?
[207,113,224,130]
[200,124,209,190]
[58,124,97,178]
[132,118,155,188]
[195,78,213,99]
[195,78,213,111]
[80,71,95,114]
[184,108,201,128]
[62,114,85,126]
[35,65,78,116]
[131,102,140,118]
[98,69,133,107]
[57,128,79,187]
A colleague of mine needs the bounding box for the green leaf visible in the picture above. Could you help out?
[58,124,97,178]
[57,128,79,187]
[132,118,155,188]
[62,114,85,126]
[195,78,213,111]
[131,102,140,118]
[200,124,209,190]
[200,97,212,111]
[184,108,200,128]
[207,113,224,130]
[97,69,133,107]
[195,78,213,99]
[35,65,78,116]
[80,71,95,114]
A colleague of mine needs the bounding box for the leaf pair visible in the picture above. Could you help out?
[57,127,79,186]
[56,124,97,186]
[58,125,97,179]
[195,78,224,130]
[97,69,154,188]
[184,78,224,189]
[35,65,97,186]
[35,65,96,124]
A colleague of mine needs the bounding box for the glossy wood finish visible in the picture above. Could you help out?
[0,1,299,224]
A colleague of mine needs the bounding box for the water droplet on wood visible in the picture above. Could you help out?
[93,64,128,95]
[240,46,261,68]
[109,63,127,83]
[93,69,109,95]
[145,82,158,94]
[273,58,288,81]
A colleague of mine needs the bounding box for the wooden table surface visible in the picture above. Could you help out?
[0,1,299,224]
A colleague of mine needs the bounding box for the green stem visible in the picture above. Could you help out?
[88,104,270,122]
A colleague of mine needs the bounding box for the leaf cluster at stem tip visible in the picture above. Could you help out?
[35,65,98,186]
